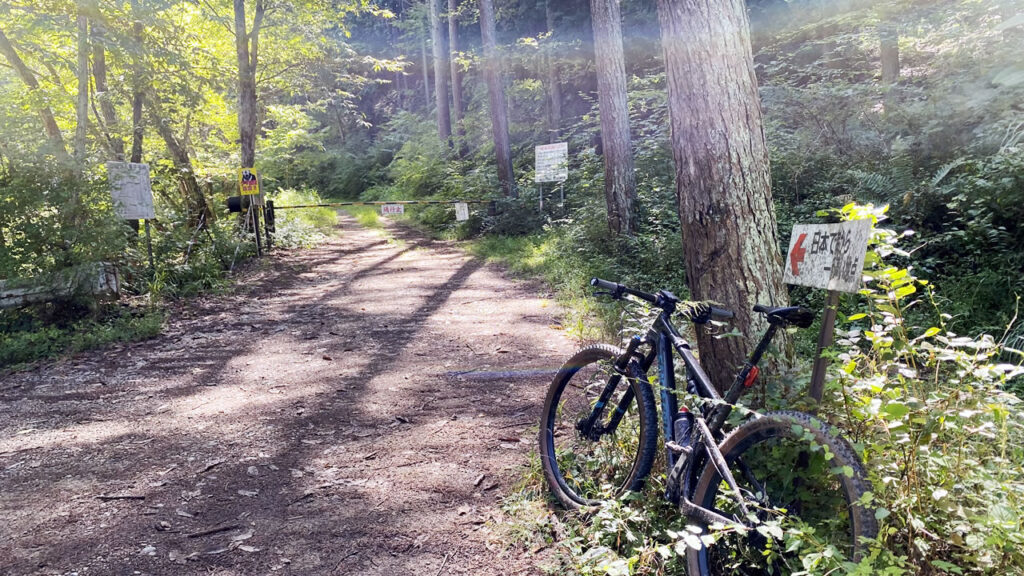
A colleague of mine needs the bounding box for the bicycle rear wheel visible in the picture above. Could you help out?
[686,410,877,575]
[538,344,657,508]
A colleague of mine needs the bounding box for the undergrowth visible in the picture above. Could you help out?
[499,203,1024,575]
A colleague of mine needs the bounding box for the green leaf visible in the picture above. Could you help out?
[875,507,891,521]
[922,327,941,338]
[847,313,868,321]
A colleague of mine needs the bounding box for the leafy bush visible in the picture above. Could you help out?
[268,187,338,248]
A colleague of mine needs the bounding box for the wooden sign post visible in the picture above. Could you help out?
[782,219,872,404]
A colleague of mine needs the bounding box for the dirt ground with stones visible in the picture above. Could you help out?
[0,214,578,576]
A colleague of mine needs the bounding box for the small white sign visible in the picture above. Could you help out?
[783,219,872,293]
[454,202,469,222]
[107,162,155,220]
[535,142,568,183]
[381,204,405,216]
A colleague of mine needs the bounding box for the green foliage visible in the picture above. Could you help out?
[0,305,164,368]
[268,187,338,248]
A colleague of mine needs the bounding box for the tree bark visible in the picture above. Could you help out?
[447,0,466,150]
[429,0,452,145]
[420,32,430,110]
[144,89,212,229]
[0,28,69,160]
[879,22,899,85]
[590,0,637,235]
[545,0,562,143]
[130,0,144,163]
[234,0,264,170]
[75,11,90,162]
[478,0,515,197]
[91,21,125,160]
[657,0,790,392]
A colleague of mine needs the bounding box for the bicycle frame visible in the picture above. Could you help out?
[582,308,783,528]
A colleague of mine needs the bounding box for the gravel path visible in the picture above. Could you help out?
[0,215,575,575]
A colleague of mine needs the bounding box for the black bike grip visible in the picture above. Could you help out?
[753,304,770,313]
[590,278,620,292]
[709,306,735,320]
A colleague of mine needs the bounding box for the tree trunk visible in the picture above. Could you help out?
[74,12,90,162]
[420,32,430,110]
[478,0,515,198]
[144,89,212,229]
[545,0,562,143]
[91,21,125,160]
[234,0,264,170]
[590,0,637,236]
[130,0,144,163]
[656,0,790,392]
[0,28,69,160]
[429,0,452,145]
[879,22,900,85]
[448,0,466,150]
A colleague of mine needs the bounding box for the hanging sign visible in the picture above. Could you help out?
[535,142,568,183]
[239,168,260,196]
[783,219,872,294]
[454,202,469,222]
[107,162,155,220]
[381,204,405,216]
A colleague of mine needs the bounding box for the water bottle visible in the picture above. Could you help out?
[673,409,694,448]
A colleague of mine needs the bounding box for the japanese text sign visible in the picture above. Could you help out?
[783,219,871,293]
[535,143,568,182]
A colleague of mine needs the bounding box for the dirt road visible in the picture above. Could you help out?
[0,215,575,575]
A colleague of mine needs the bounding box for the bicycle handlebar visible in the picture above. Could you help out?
[590,277,734,322]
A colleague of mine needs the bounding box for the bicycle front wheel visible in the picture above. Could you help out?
[686,410,877,575]
[538,344,657,508]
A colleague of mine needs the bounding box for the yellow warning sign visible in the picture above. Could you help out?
[239,168,260,196]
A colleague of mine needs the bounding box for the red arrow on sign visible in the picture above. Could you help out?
[790,233,807,275]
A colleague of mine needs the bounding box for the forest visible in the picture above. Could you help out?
[1,0,1023,573]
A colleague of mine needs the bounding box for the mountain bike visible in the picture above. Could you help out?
[538,278,878,574]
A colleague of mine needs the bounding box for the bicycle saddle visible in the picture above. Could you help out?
[753,305,815,328]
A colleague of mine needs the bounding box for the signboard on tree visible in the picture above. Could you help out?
[783,219,872,293]
[239,168,260,196]
[535,143,568,182]
[106,162,155,220]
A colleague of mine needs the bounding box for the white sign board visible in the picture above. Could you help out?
[535,142,568,183]
[381,204,405,216]
[783,219,872,293]
[454,202,469,222]
[107,162,155,220]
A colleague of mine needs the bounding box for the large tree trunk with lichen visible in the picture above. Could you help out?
[429,0,451,145]
[479,0,515,197]
[590,0,637,236]
[657,0,790,392]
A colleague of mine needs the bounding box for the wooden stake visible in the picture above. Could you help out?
[808,290,840,408]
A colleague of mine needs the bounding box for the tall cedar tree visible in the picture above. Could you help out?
[479,0,515,197]
[591,0,637,235]
[656,0,790,391]
[429,0,452,145]
[448,0,466,151]
[545,0,561,142]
